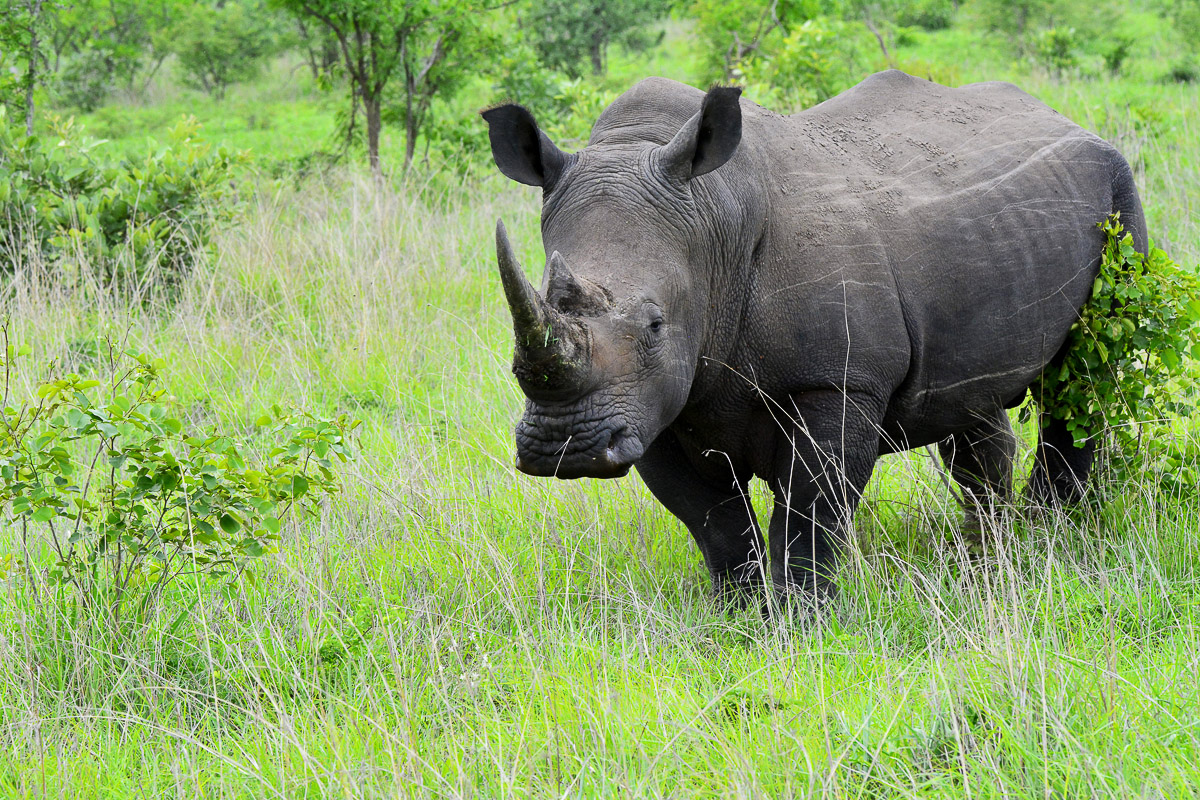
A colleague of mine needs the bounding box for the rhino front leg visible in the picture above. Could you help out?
[767,391,884,602]
[635,429,767,603]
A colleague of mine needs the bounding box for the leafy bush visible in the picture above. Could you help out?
[527,0,671,78]
[0,53,20,120]
[1102,35,1132,76]
[1164,58,1198,83]
[492,43,570,116]
[1034,27,1078,75]
[488,46,620,146]
[0,337,359,630]
[1025,214,1200,492]
[690,0,825,81]
[0,109,246,293]
[894,0,955,31]
[737,17,867,111]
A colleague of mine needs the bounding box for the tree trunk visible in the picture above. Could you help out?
[24,0,44,136]
[297,18,321,79]
[364,91,382,175]
[139,52,168,95]
[404,91,416,172]
[590,34,604,76]
[24,48,37,136]
[862,10,894,68]
[402,34,446,172]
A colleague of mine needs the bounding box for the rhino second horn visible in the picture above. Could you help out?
[494,220,590,394]
[546,252,613,315]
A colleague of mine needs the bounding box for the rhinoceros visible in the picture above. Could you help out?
[481,70,1146,601]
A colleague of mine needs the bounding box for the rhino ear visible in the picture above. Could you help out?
[658,86,742,181]
[481,104,570,188]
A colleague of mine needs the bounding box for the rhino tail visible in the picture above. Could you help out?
[1109,149,1148,254]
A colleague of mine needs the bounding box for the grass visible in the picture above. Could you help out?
[4,15,1200,800]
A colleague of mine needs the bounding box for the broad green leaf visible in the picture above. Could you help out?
[31,507,56,523]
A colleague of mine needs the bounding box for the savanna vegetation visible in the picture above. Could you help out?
[2,0,1200,796]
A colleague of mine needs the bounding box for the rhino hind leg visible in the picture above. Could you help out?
[1026,414,1094,507]
[937,407,1016,536]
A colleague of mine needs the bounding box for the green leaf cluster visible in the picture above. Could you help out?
[690,0,827,81]
[526,0,672,79]
[0,335,359,629]
[736,16,871,110]
[0,109,247,292]
[1025,213,1200,491]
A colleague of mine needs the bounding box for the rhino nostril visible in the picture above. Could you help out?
[604,428,627,463]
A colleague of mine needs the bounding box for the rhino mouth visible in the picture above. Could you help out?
[514,407,645,479]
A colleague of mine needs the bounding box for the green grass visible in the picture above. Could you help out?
[71,55,338,163]
[5,13,1200,799]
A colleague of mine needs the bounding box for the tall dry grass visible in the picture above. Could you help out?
[1,147,1198,797]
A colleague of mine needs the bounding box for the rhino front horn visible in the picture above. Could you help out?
[495,219,549,346]
[494,220,590,395]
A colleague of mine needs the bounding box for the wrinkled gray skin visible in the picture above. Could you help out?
[481,70,1147,603]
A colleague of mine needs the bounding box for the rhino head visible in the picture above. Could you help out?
[482,86,745,479]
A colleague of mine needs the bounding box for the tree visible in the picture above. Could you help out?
[969,0,1121,53]
[527,0,671,77]
[1164,0,1200,52]
[274,0,497,173]
[690,0,823,80]
[171,0,277,99]
[971,0,1053,40]
[738,16,869,109]
[43,0,185,110]
[388,17,496,169]
[1,0,48,134]
[294,16,340,79]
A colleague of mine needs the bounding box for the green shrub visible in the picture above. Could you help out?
[1102,35,1132,76]
[0,336,358,631]
[894,0,955,31]
[1034,27,1078,75]
[1025,214,1200,493]
[1164,58,1198,83]
[492,43,572,118]
[526,0,672,78]
[0,109,247,293]
[737,17,868,111]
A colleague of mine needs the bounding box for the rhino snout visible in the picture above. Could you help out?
[514,418,645,480]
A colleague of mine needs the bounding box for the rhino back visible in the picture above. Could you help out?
[744,70,1126,448]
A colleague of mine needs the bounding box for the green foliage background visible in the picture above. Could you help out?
[2,0,1200,797]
